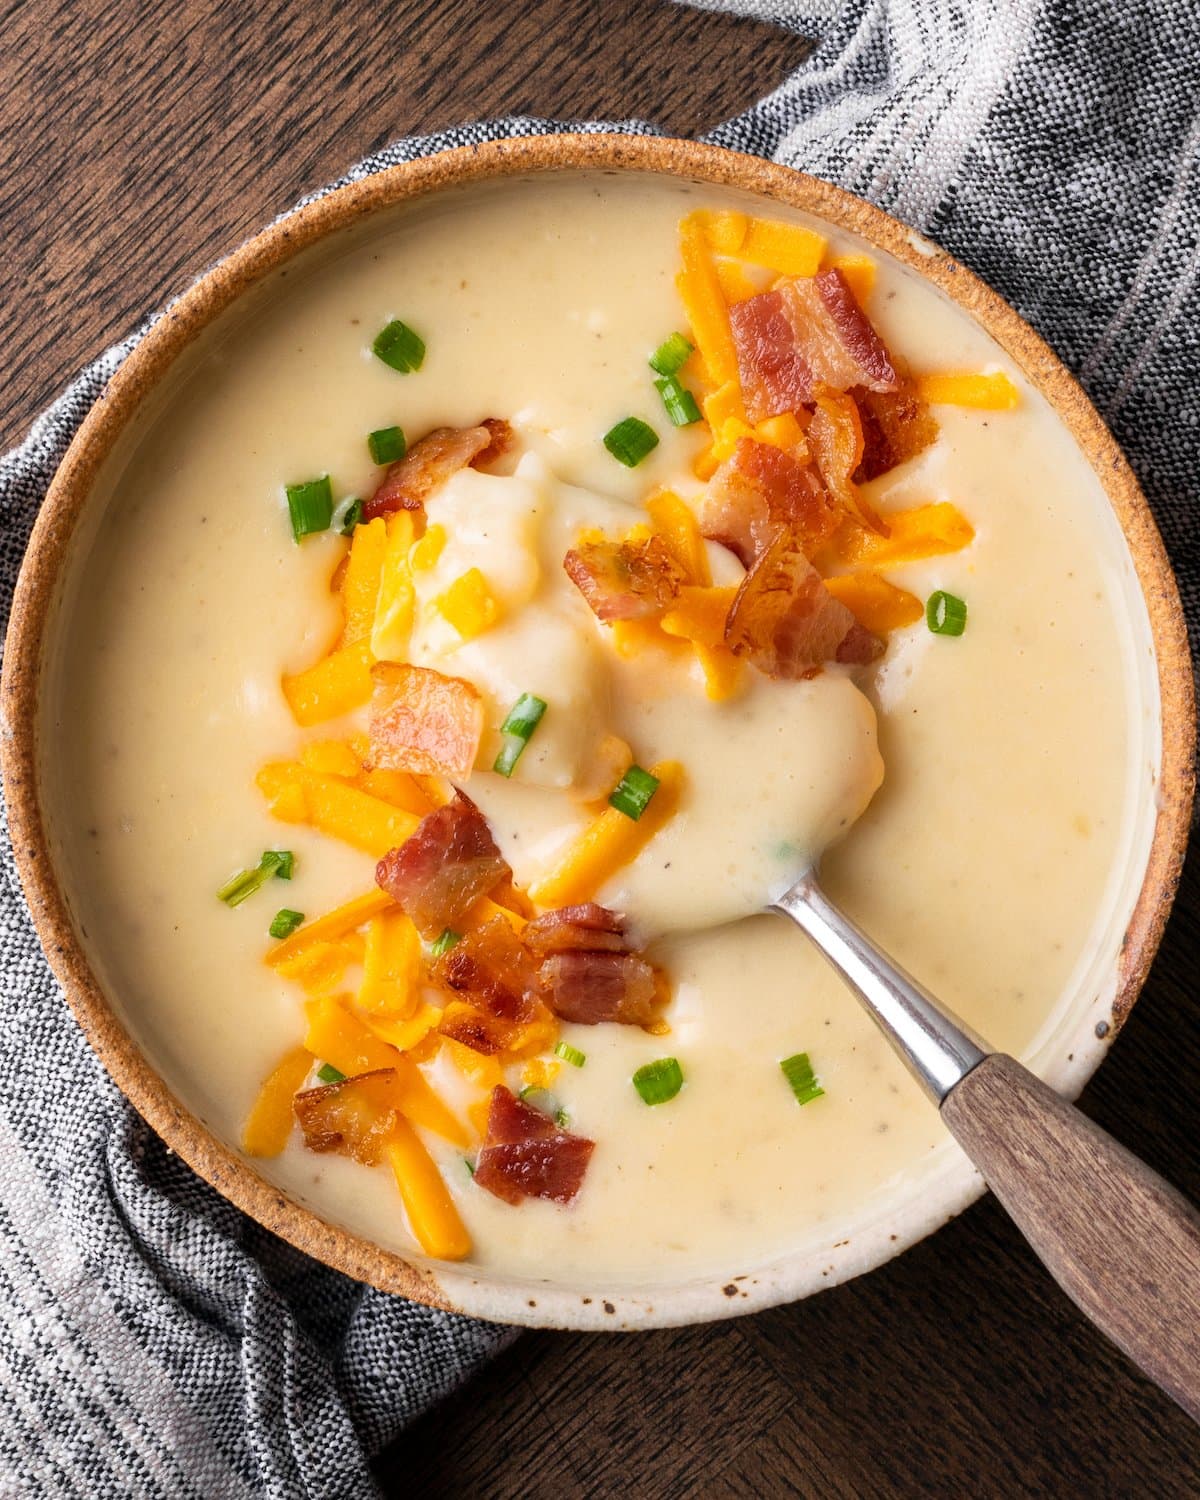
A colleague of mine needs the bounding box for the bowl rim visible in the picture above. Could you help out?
[2,131,1194,1331]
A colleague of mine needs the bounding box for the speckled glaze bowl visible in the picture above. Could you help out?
[2,135,1194,1330]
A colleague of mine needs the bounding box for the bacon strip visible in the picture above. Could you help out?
[375,792,512,938]
[724,526,884,678]
[522,903,628,955]
[363,419,513,521]
[369,664,484,780]
[293,1070,401,1165]
[730,290,814,422]
[539,950,658,1026]
[853,382,939,481]
[563,533,684,623]
[778,269,899,396]
[473,1086,595,1206]
[700,439,840,569]
[433,917,540,1021]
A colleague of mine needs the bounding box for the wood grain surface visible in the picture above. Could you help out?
[4,1,1199,1495]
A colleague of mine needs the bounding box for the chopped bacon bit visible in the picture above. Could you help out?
[473,1085,595,1205]
[523,903,629,956]
[730,290,814,422]
[700,438,840,568]
[437,1001,514,1056]
[807,389,888,536]
[293,1070,401,1165]
[376,791,512,938]
[433,916,540,1021]
[778,270,899,396]
[369,664,484,780]
[853,382,939,481]
[539,950,658,1026]
[563,534,685,623]
[724,527,884,678]
[363,421,511,521]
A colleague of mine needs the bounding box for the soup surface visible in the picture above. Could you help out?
[42,173,1154,1291]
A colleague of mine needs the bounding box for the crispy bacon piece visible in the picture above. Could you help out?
[700,439,840,568]
[724,527,884,678]
[433,916,540,1021]
[778,269,899,395]
[376,791,512,938]
[539,950,658,1026]
[438,1001,515,1056]
[563,533,684,623]
[473,1085,595,1206]
[293,1070,401,1165]
[853,382,939,481]
[523,903,629,956]
[363,419,513,521]
[369,664,484,780]
[807,390,886,536]
[730,290,815,422]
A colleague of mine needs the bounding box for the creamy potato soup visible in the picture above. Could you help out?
[41,173,1156,1290]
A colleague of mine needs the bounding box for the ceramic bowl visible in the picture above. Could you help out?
[2,134,1193,1329]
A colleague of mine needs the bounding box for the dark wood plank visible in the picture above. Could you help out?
[6,3,1200,1496]
[0,0,811,451]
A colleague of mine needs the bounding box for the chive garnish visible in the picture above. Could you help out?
[648,332,693,377]
[338,497,364,535]
[430,929,461,958]
[285,476,333,542]
[269,908,305,940]
[317,1062,346,1085]
[368,425,407,465]
[780,1052,824,1106]
[926,590,967,636]
[493,693,548,777]
[372,319,425,374]
[554,1041,586,1068]
[609,764,660,821]
[217,850,290,907]
[632,1057,684,1105]
[654,374,702,427]
[464,1156,476,1177]
[518,1086,560,1119]
[554,1108,570,1129]
[603,417,659,468]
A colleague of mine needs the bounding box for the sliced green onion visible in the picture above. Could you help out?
[317,1062,346,1085]
[609,764,660,821]
[654,374,702,427]
[464,1156,476,1177]
[603,416,659,468]
[269,908,305,940]
[632,1057,684,1106]
[368,425,407,465]
[648,332,693,377]
[285,475,333,542]
[518,1086,560,1118]
[430,928,461,958]
[780,1051,824,1106]
[493,692,548,777]
[554,1108,570,1129]
[554,1041,586,1068]
[372,319,425,373]
[217,850,288,907]
[272,851,295,881]
[926,590,967,637]
[338,497,364,535]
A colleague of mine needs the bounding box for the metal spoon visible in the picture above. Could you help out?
[774,867,1200,1424]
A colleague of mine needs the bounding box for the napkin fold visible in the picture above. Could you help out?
[2,1,1196,1494]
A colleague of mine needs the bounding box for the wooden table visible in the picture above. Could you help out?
[5,2,1199,1493]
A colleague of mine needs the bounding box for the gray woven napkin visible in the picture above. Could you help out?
[2,1,1196,1494]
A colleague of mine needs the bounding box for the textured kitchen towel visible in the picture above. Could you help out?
[2,0,1198,1495]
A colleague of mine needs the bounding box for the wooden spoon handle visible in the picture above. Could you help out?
[942,1053,1200,1422]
